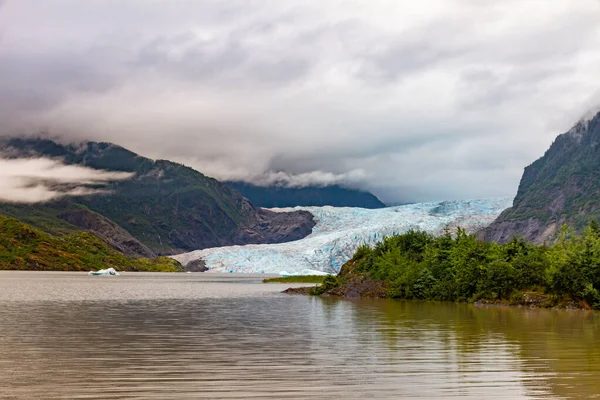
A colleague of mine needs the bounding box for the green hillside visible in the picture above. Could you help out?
[0,214,183,272]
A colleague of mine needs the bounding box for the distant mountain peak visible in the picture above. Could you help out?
[226,181,386,209]
[580,106,600,124]
[567,107,600,140]
[483,109,600,244]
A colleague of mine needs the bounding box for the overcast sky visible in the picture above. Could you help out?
[1,1,599,203]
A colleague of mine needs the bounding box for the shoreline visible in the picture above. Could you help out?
[284,281,594,311]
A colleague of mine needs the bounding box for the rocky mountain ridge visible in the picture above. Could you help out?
[483,110,600,243]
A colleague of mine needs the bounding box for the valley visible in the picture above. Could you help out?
[173,197,511,274]
[2,2,600,399]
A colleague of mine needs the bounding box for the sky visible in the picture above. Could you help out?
[1,0,599,203]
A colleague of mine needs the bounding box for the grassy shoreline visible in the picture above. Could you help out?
[284,283,593,310]
[263,275,327,284]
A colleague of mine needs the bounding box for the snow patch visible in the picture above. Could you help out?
[172,197,512,275]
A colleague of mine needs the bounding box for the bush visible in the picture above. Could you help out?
[330,221,600,308]
[478,260,516,300]
[311,275,340,295]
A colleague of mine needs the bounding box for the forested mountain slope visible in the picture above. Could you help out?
[0,138,315,255]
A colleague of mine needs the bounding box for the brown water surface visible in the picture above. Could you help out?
[1,271,599,399]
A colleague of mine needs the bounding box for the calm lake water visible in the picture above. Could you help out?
[1,272,600,399]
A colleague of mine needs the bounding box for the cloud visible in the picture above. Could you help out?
[0,1,599,203]
[236,169,369,188]
[0,158,134,203]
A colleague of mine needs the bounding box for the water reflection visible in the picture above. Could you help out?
[336,299,600,399]
[0,272,599,399]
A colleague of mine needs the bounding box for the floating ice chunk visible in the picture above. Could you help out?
[88,267,120,276]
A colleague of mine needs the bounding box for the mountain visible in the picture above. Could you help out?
[483,110,600,244]
[0,214,183,271]
[225,181,386,209]
[0,138,315,255]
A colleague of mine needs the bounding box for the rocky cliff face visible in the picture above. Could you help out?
[0,138,315,255]
[483,110,600,244]
[58,208,157,258]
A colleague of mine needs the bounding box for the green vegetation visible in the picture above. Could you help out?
[0,214,184,272]
[322,223,600,309]
[263,275,327,284]
[310,275,341,295]
[0,202,81,236]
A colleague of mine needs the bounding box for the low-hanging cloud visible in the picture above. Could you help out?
[0,1,599,203]
[0,158,134,203]
[239,169,368,188]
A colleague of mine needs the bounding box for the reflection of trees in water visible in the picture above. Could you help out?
[1,297,319,397]
[485,307,600,400]
[329,297,600,400]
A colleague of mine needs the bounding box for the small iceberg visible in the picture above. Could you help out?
[89,267,120,276]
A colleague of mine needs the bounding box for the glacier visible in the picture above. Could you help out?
[172,197,512,275]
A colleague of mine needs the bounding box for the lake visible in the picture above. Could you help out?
[1,271,599,399]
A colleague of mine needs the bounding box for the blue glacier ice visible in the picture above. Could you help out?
[172,197,512,275]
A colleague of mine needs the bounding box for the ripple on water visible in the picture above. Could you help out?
[1,271,599,399]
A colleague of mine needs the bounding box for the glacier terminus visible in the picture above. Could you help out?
[172,197,513,275]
